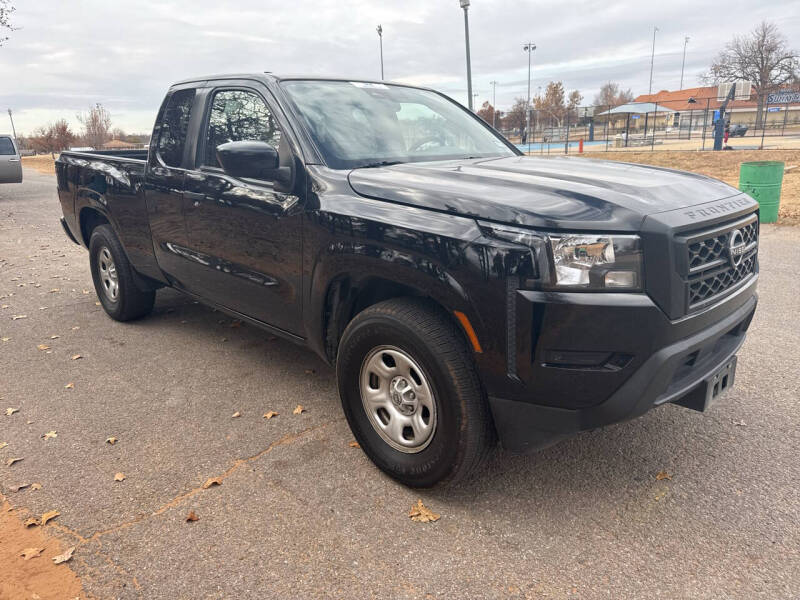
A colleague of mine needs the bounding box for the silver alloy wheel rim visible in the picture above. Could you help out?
[97,246,119,302]
[359,345,437,453]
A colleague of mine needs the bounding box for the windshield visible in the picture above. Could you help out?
[281,80,517,169]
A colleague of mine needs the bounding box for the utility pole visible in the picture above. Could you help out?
[7,109,17,139]
[524,42,536,150]
[648,26,659,95]
[489,80,498,128]
[679,36,689,90]
[376,25,384,80]
[460,1,473,110]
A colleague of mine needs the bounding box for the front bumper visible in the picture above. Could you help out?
[487,276,757,453]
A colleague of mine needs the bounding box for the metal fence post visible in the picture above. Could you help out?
[604,105,609,152]
[701,98,709,151]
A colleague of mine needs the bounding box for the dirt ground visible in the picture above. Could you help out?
[0,497,88,599]
[587,149,800,225]
[21,156,57,175]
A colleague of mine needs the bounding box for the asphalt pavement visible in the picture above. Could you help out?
[1,169,798,599]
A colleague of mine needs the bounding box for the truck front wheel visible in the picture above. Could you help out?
[89,225,155,322]
[336,298,494,487]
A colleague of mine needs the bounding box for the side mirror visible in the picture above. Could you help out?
[216,140,280,181]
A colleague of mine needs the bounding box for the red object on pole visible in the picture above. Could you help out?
[579,138,584,153]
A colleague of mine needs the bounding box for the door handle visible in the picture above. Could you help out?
[9,158,20,162]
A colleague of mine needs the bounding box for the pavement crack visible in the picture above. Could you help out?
[83,421,332,544]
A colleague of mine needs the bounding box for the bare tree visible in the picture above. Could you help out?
[27,120,75,153]
[592,82,634,108]
[78,103,112,149]
[476,101,501,128]
[705,21,799,129]
[504,98,527,134]
[0,0,15,46]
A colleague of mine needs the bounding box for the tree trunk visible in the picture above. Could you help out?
[755,93,765,131]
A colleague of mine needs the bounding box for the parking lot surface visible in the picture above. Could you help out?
[1,169,799,599]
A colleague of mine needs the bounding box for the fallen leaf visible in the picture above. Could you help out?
[409,499,440,523]
[348,440,361,449]
[41,510,59,526]
[186,510,199,522]
[64,382,74,390]
[52,546,75,564]
[0,441,7,450]
[655,471,672,481]
[105,436,117,445]
[6,457,22,467]
[70,354,82,360]
[50,335,60,339]
[30,483,42,490]
[20,547,43,560]
[114,472,125,482]
[49,289,60,293]
[5,407,18,416]
[1,337,9,342]
[12,315,27,320]
[94,302,101,306]
[733,419,746,426]
[10,483,30,493]
[0,304,7,309]
[23,517,40,527]
[71,326,80,330]
[42,431,57,440]
[293,405,306,415]
[263,411,279,419]
[37,344,50,351]
[231,411,241,418]
[202,477,222,489]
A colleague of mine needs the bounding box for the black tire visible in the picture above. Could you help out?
[89,224,155,322]
[337,298,495,487]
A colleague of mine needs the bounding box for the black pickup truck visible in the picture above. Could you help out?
[57,74,759,486]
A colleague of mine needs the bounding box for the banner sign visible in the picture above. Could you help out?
[767,107,782,112]
[767,91,800,104]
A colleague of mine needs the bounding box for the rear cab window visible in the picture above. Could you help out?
[155,89,196,168]
[0,137,17,155]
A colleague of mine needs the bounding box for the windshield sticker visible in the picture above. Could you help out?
[350,82,389,89]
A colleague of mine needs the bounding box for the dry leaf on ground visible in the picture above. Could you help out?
[114,472,125,482]
[105,437,117,445]
[5,407,18,416]
[0,441,7,450]
[70,354,82,360]
[53,546,75,564]
[30,483,42,490]
[50,335,59,339]
[186,510,199,522]
[37,344,50,351]
[12,315,27,320]
[263,411,279,419]
[231,411,241,418]
[64,383,74,390]
[20,547,43,560]
[10,483,30,493]
[409,499,440,523]
[23,517,40,528]
[293,405,306,415]
[41,510,59,526]
[348,440,361,449]
[655,471,672,481]
[42,431,57,440]
[202,477,222,489]
[6,457,23,467]
[1,337,10,342]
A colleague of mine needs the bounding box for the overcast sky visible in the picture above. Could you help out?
[1,0,799,135]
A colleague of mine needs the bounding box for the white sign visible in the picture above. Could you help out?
[767,91,800,104]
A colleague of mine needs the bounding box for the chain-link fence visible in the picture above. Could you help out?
[500,90,800,154]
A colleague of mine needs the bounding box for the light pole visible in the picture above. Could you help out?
[7,109,17,139]
[459,0,473,111]
[376,25,384,80]
[524,42,536,149]
[648,26,658,95]
[679,36,689,90]
[489,80,498,128]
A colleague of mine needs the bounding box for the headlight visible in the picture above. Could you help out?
[548,234,642,290]
[479,222,642,291]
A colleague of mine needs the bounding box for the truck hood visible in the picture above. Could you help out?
[347,155,742,231]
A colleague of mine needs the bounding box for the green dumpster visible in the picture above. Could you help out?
[739,161,784,223]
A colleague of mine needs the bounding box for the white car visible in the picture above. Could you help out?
[0,135,23,183]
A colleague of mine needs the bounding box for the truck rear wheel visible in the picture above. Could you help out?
[336,298,494,487]
[89,225,155,322]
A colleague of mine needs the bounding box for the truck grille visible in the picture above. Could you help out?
[682,215,758,311]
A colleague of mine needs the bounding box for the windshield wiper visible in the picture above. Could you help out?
[356,160,404,169]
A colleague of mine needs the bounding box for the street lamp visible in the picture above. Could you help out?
[7,109,17,139]
[648,26,659,95]
[489,80,498,128]
[376,25,384,80]
[459,0,473,110]
[680,36,690,90]
[523,42,536,149]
